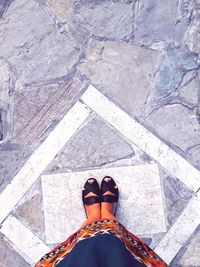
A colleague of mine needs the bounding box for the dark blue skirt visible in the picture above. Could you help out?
[35,220,167,267]
[57,234,146,267]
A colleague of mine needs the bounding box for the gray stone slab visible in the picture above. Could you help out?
[72,1,134,40]
[188,144,200,170]
[42,164,166,244]
[47,0,75,22]
[0,237,30,267]
[154,45,199,100]
[185,1,200,54]
[178,226,200,267]
[78,40,161,117]
[46,116,134,171]
[161,168,193,227]
[0,0,12,18]
[0,145,32,194]
[0,0,79,84]
[14,180,45,240]
[177,70,199,107]
[12,78,84,146]
[0,57,21,142]
[146,104,200,153]
[134,0,178,45]
[174,0,195,43]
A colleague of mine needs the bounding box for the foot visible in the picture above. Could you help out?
[82,178,101,220]
[100,176,119,219]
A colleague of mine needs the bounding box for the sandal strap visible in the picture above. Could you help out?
[102,195,118,203]
[83,195,100,205]
[101,186,118,196]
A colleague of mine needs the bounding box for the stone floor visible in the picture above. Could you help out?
[0,1,200,266]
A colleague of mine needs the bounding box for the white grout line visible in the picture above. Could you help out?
[1,216,50,265]
[154,192,200,264]
[81,85,200,192]
[0,101,90,223]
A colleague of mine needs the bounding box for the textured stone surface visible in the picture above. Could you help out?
[188,144,200,169]
[146,104,200,152]
[177,70,199,107]
[42,164,166,244]
[154,46,199,100]
[0,0,79,84]
[15,193,44,238]
[12,78,83,145]
[178,226,200,266]
[0,57,21,142]
[0,238,30,267]
[174,0,195,43]
[161,169,193,226]
[0,145,32,194]
[78,40,161,116]
[0,0,12,18]
[134,0,178,45]
[47,116,134,171]
[184,0,200,54]
[48,0,75,22]
[72,1,134,40]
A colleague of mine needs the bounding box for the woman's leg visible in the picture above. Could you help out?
[101,177,118,221]
[80,200,101,228]
[79,178,101,229]
[101,192,118,221]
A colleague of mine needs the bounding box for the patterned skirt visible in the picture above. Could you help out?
[34,219,168,267]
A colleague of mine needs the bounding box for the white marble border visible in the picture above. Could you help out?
[81,85,200,192]
[1,216,50,265]
[0,101,90,223]
[155,191,200,263]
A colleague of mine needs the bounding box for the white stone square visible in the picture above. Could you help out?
[42,164,166,244]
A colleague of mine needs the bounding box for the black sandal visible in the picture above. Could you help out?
[82,178,101,218]
[100,176,119,215]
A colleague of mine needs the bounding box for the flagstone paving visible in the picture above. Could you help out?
[0,1,200,266]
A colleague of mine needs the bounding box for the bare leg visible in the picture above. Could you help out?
[79,192,101,229]
[101,191,118,221]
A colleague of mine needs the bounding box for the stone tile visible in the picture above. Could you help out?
[0,57,22,142]
[154,45,199,100]
[161,168,193,227]
[72,1,134,40]
[177,70,199,107]
[0,0,80,84]
[174,0,195,43]
[155,192,200,264]
[78,40,161,117]
[14,180,44,239]
[48,0,75,22]
[146,103,200,153]
[0,237,30,267]
[12,78,84,146]
[178,226,200,267]
[46,116,134,171]
[0,144,32,194]
[0,0,12,18]
[42,164,166,244]
[185,1,200,54]
[134,0,179,45]
[188,144,200,169]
